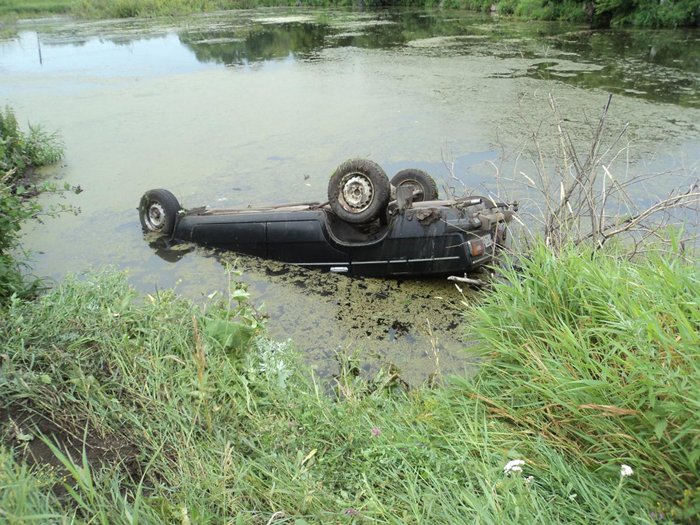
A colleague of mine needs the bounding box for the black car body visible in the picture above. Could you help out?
[153,197,512,277]
[139,159,516,277]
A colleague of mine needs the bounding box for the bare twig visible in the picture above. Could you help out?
[511,94,700,255]
[447,275,488,287]
[582,185,700,244]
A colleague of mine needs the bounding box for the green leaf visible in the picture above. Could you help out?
[231,288,250,302]
[654,418,668,439]
[204,319,255,356]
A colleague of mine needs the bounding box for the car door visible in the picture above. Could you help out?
[266,211,350,270]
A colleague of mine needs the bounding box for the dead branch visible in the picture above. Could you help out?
[491,94,699,257]
[579,185,700,244]
[447,275,488,287]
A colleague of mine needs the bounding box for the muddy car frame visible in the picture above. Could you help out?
[139,158,516,277]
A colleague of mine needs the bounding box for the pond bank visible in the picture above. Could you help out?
[2,107,697,523]
[2,245,698,522]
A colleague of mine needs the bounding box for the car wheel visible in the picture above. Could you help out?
[139,189,181,235]
[391,169,438,201]
[328,158,391,224]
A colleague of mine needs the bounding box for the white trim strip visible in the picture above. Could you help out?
[293,262,349,266]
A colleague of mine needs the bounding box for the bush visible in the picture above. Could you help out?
[0,182,41,300]
[594,0,699,27]
[0,107,63,175]
[0,106,64,301]
[510,0,588,23]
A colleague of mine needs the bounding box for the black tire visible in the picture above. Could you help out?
[139,189,181,235]
[391,169,438,201]
[328,159,391,224]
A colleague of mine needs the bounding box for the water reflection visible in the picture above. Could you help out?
[2,9,697,106]
[175,11,700,107]
[146,235,194,263]
[523,29,700,107]
[181,22,327,65]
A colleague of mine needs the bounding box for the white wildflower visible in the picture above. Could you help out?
[568,493,577,501]
[524,476,534,484]
[620,464,634,478]
[503,459,525,475]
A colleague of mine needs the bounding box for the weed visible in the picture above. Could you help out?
[0,107,68,302]
[0,107,63,175]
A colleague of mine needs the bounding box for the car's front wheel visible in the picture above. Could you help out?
[391,169,438,201]
[328,158,391,224]
[139,189,181,235]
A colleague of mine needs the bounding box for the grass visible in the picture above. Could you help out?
[0,0,247,19]
[0,0,79,17]
[0,107,63,177]
[1,248,697,523]
[73,0,236,19]
[462,244,700,521]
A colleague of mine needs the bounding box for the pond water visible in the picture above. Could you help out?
[2,8,699,383]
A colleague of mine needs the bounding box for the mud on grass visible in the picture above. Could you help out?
[0,268,261,513]
[0,406,141,497]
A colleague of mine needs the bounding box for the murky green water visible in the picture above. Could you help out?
[2,8,698,383]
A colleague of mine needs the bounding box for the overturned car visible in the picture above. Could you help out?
[139,158,516,277]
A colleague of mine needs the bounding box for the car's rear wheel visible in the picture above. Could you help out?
[328,159,391,224]
[391,169,438,201]
[139,189,181,235]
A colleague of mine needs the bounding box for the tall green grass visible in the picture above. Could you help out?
[73,0,233,18]
[2,253,696,522]
[462,244,700,521]
[0,447,66,522]
[0,107,63,178]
